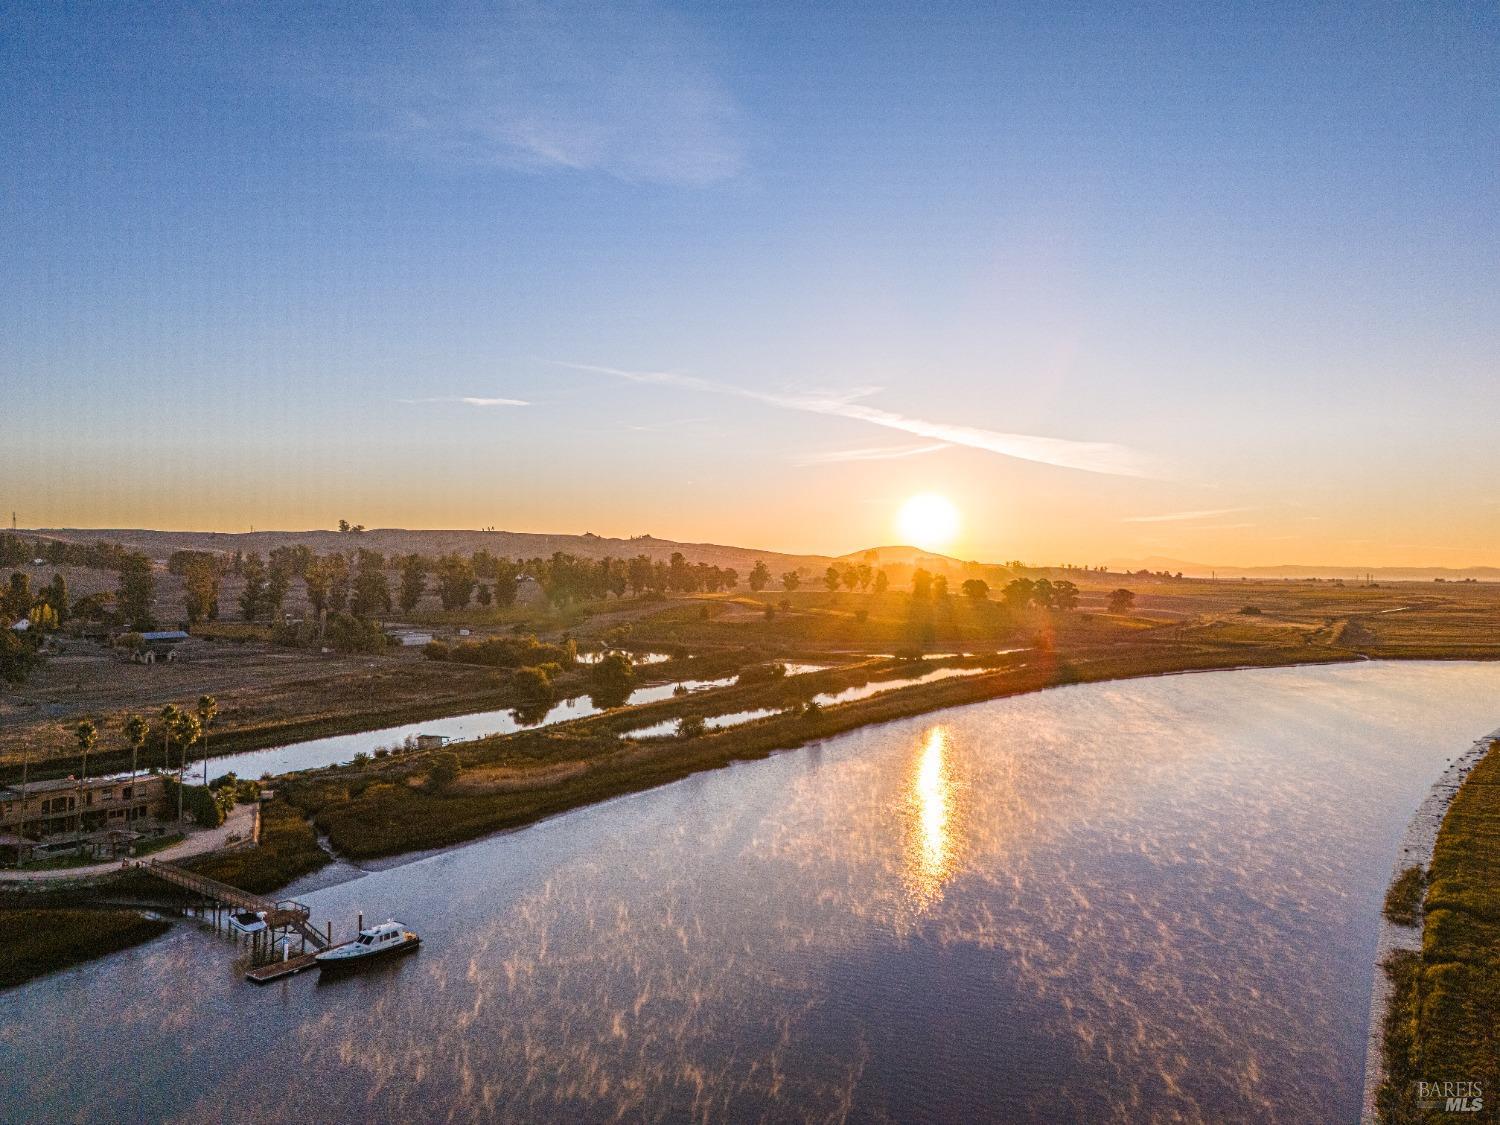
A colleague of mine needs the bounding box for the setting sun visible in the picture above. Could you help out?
[897,493,960,553]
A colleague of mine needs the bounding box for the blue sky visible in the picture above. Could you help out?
[3,2,1497,564]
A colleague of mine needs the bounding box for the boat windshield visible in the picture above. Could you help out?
[359,935,374,945]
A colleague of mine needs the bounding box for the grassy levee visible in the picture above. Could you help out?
[285,642,1350,861]
[1380,738,1500,1121]
[0,908,171,989]
[0,650,755,786]
[183,800,330,894]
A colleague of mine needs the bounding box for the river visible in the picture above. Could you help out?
[5,660,1499,1122]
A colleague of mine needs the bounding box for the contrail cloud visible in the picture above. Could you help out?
[559,362,1157,478]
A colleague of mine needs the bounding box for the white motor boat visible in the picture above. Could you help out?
[227,909,268,936]
[315,920,421,969]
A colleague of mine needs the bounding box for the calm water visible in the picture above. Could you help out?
[8,661,1500,1123]
[622,666,992,739]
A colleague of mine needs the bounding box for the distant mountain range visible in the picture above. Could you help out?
[1104,555,1500,581]
[22,529,1489,583]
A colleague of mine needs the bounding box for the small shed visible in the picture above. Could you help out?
[133,630,190,664]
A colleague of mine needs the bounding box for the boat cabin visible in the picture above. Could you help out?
[357,921,409,947]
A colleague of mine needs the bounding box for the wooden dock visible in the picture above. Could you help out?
[134,859,406,985]
[135,858,331,950]
[244,942,350,984]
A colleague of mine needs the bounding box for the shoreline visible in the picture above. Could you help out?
[1358,725,1500,1122]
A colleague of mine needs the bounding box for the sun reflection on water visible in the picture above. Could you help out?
[906,726,960,909]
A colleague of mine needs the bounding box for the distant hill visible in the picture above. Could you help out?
[1105,555,1500,582]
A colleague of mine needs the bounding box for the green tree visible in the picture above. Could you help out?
[873,570,889,595]
[123,713,149,798]
[74,719,98,846]
[749,561,771,592]
[168,709,201,822]
[910,568,933,600]
[436,554,476,610]
[1002,578,1034,609]
[327,553,351,613]
[1052,580,1080,611]
[781,570,801,592]
[1031,579,1055,609]
[492,559,520,607]
[303,556,335,619]
[41,573,68,622]
[117,555,154,630]
[961,578,990,602]
[350,549,392,619]
[824,566,842,593]
[74,719,97,784]
[265,547,300,618]
[510,666,557,715]
[239,553,268,621]
[856,564,872,591]
[932,575,949,599]
[0,629,39,685]
[2,572,30,621]
[588,651,635,709]
[1107,588,1136,614]
[196,695,218,787]
[842,567,859,592]
[178,553,222,625]
[398,554,426,612]
[325,613,386,653]
[667,552,691,593]
[158,704,182,773]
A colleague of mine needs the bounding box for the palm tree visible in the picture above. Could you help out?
[168,709,200,824]
[196,695,217,786]
[123,714,148,826]
[159,704,180,773]
[74,720,97,850]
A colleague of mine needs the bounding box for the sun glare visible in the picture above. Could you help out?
[897,493,960,552]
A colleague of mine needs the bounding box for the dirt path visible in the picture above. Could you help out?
[0,802,259,883]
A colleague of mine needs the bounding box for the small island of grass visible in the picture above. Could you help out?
[0,909,171,989]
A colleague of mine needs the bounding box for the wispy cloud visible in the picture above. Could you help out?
[297,3,746,186]
[1122,506,1254,523]
[558,362,1156,478]
[397,396,529,407]
[793,442,952,466]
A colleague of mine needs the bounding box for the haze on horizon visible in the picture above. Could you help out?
[3,3,1497,569]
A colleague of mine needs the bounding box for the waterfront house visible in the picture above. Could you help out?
[0,773,170,861]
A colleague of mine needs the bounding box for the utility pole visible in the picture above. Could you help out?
[16,751,27,868]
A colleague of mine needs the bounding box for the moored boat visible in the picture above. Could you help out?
[314,920,421,969]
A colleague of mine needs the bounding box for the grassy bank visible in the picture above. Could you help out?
[1379,737,1500,1121]
[283,642,1350,860]
[184,800,329,894]
[0,908,171,989]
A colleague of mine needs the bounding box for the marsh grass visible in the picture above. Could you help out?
[0,908,171,989]
[1380,738,1500,1121]
[1384,865,1427,927]
[185,800,328,894]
